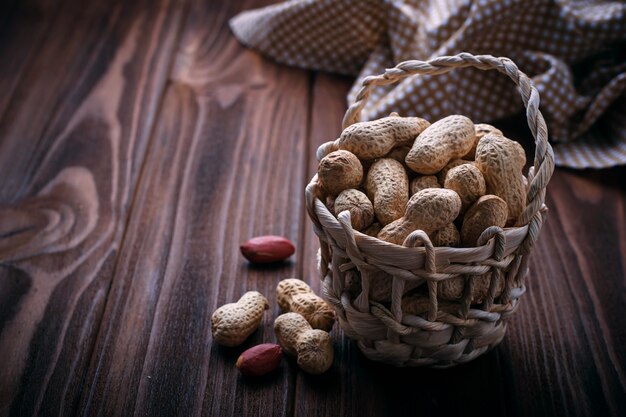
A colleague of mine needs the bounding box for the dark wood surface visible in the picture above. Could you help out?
[0,1,624,416]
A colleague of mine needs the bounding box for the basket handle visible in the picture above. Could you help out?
[341,53,555,227]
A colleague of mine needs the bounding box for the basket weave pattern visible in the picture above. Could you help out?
[305,54,555,368]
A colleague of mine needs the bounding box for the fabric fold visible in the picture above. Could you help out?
[231,0,626,168]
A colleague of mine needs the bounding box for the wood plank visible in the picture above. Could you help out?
[504,166,626,417]
[77,1,310,416]
[0,0,62,120]
[0,1,186,415]
[1,1,623,415]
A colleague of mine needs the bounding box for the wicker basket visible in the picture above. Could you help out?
[305,53,555,368]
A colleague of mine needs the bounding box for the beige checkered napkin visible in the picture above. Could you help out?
[231,0,626,168]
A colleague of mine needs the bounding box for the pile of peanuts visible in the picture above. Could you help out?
[211,278,335,375]
[317,113,528,304]
[317,113,527,248]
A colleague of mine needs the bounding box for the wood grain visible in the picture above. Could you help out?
[0,0,187,415]
[77,1,310,416]
[0,0,61,121]
[0,1,624,416]
[504,167,626,417]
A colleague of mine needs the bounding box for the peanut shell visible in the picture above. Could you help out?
[462,123,503,160]
[443,164,486,215]
[475,134,526,226]
[406,115,475,174]
[401,295,459,316]
[276,279,335,331]
[378,188,461,245]
[337,116,430,159]
[436,159,473,184]
[274,313,333,374]
[409,175,440,195]
[334,189,374,231]
[366,158,409,226]
[362,222,382,237]
[431,223,460,247]
[211,291,269,347]
[438,273,504,304]
[461,195,508,247]
[318,150,363,196]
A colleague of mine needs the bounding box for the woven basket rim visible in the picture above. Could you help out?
[307,179,546,270]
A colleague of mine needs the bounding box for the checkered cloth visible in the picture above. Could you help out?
[230,0,626,169]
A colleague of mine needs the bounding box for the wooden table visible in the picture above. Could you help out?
[1,1,624,416]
